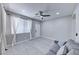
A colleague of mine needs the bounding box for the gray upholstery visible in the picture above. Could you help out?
[48,42,60,54]
[67,49,79,55]
[65,39,74,48]
[47,39,79,55]
[57,46,68,55]
[65,39,79,51]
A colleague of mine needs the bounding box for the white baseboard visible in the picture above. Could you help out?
[41,35,56,41]
[30,36,41,40]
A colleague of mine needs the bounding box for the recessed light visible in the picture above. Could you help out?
[56,12,60,15]
[22,10,25,12]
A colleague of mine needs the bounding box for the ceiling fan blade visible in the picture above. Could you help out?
[41,15,51,17]
[35,11,51,17]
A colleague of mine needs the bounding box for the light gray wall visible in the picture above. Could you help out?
[41,16,75,46]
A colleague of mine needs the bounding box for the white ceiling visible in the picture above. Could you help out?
[4,3,77,21]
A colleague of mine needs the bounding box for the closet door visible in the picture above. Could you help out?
[31,21,40,39]
[35,22,40,38]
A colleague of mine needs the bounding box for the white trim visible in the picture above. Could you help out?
[30,36,41,40]
[41,35,56,41]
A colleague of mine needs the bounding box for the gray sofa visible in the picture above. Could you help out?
[47,39,79,55]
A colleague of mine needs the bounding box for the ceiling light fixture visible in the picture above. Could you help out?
[22,10,25,12]
[56,12,60,15]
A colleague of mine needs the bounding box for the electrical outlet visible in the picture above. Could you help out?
[76,33,78,36]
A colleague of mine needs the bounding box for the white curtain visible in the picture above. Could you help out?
[10,15,32,34]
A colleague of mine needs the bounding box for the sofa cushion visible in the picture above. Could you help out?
[65,39,79,51]
[65,39,75,51]
[54,40,59,44]
[68,42,79,50]
[49,42,60,54]
[65,39,74,47]
[57,46,68,55]
[67,49,79,55]
[63,41,67,46]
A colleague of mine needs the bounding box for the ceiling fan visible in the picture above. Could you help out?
[35,11,51,20]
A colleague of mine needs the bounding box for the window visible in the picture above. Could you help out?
[10,15,32,34]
